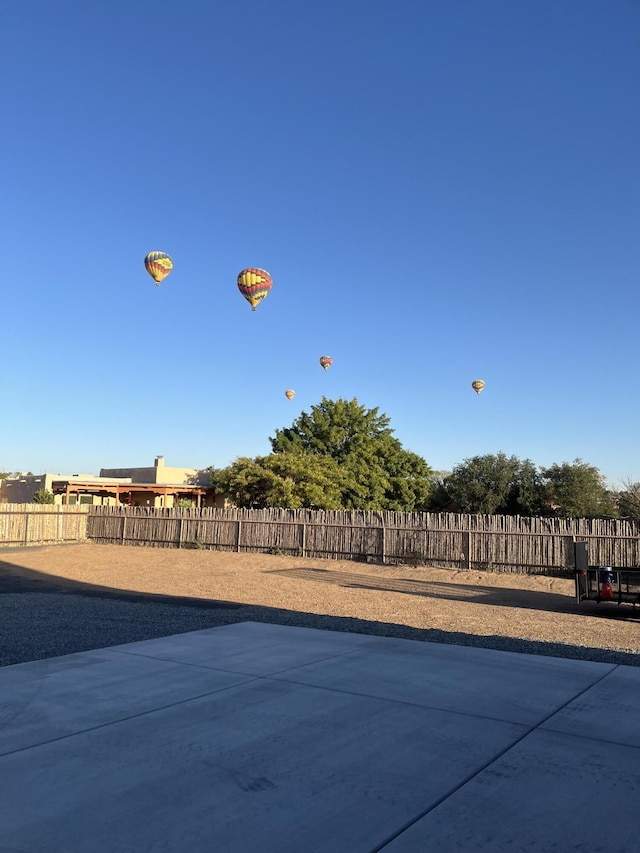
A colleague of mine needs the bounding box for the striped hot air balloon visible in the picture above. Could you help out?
[144,251,173,285]
[237,268,272,311]
[319,355,333,371]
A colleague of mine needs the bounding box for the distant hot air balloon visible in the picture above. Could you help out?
[144,251,173,285]
[237,268,272,311]
[471,380,486,395]
[319,355,333,371]
[285,389,295,400]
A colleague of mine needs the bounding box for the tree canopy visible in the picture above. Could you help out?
[270,397,432,510]
[541,459,616,518]
[436,452,543,515]
[211,397,433,511]
[210,452,347,509]
[209,397,620,519]
[433,453,617,518]
[617,479,640,519]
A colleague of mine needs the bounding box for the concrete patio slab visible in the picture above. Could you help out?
[0,648,255,756]
[539,663,640,748]
[268,634,615,727]
[0,621,637,852]
[105,620,382,676]
[381,729,640,852]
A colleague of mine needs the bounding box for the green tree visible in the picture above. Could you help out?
[269,397,432,510]
[210,452,348,509]
[32,488,55,504]
[540,459,616,518]
[425,472,454,511]
[617,479,640,519]
[440,453,544,515]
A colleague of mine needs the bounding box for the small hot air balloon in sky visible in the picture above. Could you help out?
[319,355,333,371]
[237,268,272,311]
[471,379,486,395]
[285,389,295,401]
[144,251,173,285]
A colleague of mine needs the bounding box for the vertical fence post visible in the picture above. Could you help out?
[380,526,386,565]
[23,512,30,546]
[300,522,306,557]
[462,531,471,570]
[121,513,127,545]
[178,517,183,549]
[236,520,242,552]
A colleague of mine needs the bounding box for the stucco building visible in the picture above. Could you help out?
[0,457,223,508]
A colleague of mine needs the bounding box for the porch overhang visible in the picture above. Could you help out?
[50,480,209,507]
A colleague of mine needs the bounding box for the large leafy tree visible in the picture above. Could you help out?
[269,397,432,510]
[209,453,347,509]
[439,452,544,515]
[541,459,616,518]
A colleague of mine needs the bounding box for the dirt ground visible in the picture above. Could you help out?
[1,542,638,656]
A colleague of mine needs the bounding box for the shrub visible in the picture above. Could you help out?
[32,489,55,504]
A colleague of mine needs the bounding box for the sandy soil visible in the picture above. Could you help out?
[1,542,638,655]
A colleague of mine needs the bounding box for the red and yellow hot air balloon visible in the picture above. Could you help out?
[237,268,272,311]
[285,389,295,400]
[144,251,173,285]
[471,379,486,395]
[319,355,333,371]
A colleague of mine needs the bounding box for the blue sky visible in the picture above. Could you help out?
[2,0,638,485]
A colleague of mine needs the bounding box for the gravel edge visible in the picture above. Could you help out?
[2,591,639,669]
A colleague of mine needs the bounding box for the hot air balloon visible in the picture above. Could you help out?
[319,355,333,371]
[285,389,295,400]
[144,251,173,285]
[237,268,272,311]
[471,380,485,395]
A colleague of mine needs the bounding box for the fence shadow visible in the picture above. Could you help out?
[268,566,594,615]
[0,557,242,608]
[0,558,638,669]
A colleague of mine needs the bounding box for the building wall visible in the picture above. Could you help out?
[204,491,229,509]
[98,466,158,483]
[0,474,47,504]
[0,473,87,503]
[155,466,199,484]
[2,458,217,506]
[100,456,208,486]
[54,493,119,506]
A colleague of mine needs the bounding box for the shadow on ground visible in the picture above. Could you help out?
[1,555,638,669]
[268,566,591,615]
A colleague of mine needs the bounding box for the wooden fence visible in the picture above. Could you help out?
[0,505,89,547]
[86,506,640,575]
[4,504,638,573]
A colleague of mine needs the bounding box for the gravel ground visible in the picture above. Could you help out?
[1,543,639,668]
